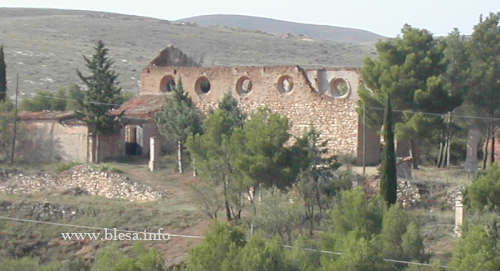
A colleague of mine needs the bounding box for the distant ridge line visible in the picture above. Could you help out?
[178,14,386,43]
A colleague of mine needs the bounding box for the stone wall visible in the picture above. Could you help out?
[20,119,126,163]
[98,131,126,161]
[140,64,379,163]
[20,120,88,162]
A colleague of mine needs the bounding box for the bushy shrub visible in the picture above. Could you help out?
[466,164,500,211]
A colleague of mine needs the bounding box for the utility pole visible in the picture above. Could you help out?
[362,103,366,176]
[10,73,18,164]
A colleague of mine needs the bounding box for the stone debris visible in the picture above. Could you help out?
[397,179,427,208]
[396,157,413,179]
[364,175,427,208]
[0,165,164,202]
[0,200,84,221]
[445,187,464,209]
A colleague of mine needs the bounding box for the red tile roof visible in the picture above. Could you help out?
[18,111,76,121]
[110,95,164,120]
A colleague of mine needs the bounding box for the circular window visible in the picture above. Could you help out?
[195,76,211,94]
[278,75,294,94]
[160,75,176,92]
[330,78,350,98]
[236,76,253,95]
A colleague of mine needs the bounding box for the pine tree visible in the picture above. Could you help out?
[467,13,500,167]
[0,45,6,102]
[380,94,397,205]
[76,40,122,162]
[359,25,460,169]
[187,95,245,221]
[156,78,203,174]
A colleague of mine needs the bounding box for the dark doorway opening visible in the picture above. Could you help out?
[125,125,143,155]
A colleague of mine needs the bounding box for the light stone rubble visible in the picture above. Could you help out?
[0,165,164,202]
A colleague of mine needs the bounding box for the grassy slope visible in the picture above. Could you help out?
[0,159,470,267]
[0,157,206,268]
[0,8,377,98]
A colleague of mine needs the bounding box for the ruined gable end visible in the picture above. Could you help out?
[149,45,200,67]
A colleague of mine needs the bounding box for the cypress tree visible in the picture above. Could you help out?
[380,94,397,205]
[76,40,122,162]
[0,45,6,102]
[156,78,203,174]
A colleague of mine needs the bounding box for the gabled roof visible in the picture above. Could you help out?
[110,95,164,120]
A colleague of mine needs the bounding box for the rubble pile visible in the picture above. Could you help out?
[364,175,428,208]
[0,165,164,202]
[444,187,464,208]
[397,180,428,208]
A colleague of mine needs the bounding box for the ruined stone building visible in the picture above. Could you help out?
[115,46,381,164]
[19,46,381,164]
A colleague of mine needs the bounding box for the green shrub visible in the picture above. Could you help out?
[54,162,80,173]
[466,164,500,211]
[450,225,500,271]
[91,164,123,174]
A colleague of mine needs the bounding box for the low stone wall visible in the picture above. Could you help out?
[364,175,427,208]
[0,165,164,202]
[0,200,85,221]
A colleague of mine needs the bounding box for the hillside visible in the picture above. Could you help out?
[0,8,377,97]
[178,14,385,43]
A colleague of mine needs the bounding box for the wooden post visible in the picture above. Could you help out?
[149,136,159,172]
[362,103,366,176]
[9,73,18,164]
[88,134,96,163]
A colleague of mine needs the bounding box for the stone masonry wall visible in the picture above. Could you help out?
[141,65,379,163]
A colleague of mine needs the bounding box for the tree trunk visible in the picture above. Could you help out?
[309,204,314,236]
[258,183,262,202]
[314,177,323,215]
[177,140,183,174]
[96,133,100,164]
[223,178,232,221]
[409,139,418,169]
[441,138,449,168]
[192,158,197,177]
[465,127,480,173]
[446,133,452,167]
[490,119,495,166]
[437,138,444,168]
[483,126,490,170]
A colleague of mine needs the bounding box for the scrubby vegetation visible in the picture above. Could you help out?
[0,8,498,271]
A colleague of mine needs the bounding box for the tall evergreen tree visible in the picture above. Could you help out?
[380,95,397,205]
[467,13,500,167]
[76,40,123,162]
[156,78,203,174]
[0,45,6,102]
[359,25,461,168]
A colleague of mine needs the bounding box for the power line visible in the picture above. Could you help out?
[0,215,449,269]
[282,245,449,269]
[366,105,500,121]
[22,92,499,122]
[0,215,204,239]
[21,93,124,107]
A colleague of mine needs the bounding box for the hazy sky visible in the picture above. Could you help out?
[1,0,498,37]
